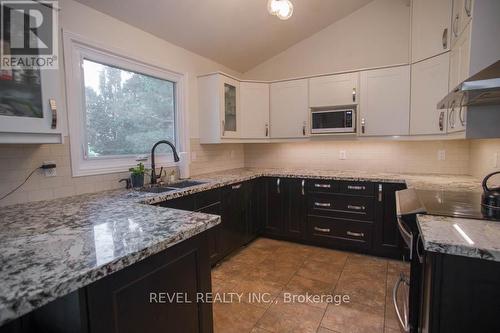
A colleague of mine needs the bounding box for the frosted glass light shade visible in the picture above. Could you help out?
[268,0,293,20]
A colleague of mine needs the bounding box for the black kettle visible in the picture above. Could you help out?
[481,171,500,218]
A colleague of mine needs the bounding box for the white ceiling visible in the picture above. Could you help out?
[74,0,374,72]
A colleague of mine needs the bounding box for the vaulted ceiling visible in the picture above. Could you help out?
[74,0,374,72]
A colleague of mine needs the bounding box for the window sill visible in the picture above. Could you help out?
[72,159,180,177]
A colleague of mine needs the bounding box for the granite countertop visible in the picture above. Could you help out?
[417,214,500,261]
[0,167,487,325]
[0,189,221,326]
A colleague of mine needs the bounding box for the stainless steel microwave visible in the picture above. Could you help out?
[310,108,356,134]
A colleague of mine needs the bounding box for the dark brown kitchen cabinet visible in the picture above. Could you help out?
[220,182,248,257]
[420,252,500,333]
[1,233,213,333]
[85,233,213,333]
[373,182,408,259]
[263,177,306,241]
[195,191,222,266]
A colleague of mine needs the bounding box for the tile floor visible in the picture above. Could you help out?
[211,237,410,333]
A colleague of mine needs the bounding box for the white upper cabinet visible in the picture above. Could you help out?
[449,22,471,92]
[359,66,410,136]
[0,68,64,144]
[198,73,240,143]
[240,82,270,139]
[309,73,359,107]
[270,79,309,139]
[451,0,473,47]
[410,53,450,135]
[411,0,453,63]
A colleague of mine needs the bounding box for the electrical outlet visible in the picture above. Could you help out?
[42,161,57,177]
[438,150,446,161]
[339,150,347,160]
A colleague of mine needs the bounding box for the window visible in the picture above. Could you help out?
[82,59,176,158]
[64,33,186,176]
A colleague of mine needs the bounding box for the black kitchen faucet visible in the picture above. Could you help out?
[150,140,180,185]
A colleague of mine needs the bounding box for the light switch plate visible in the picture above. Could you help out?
[438,150,446,161]
[339,150,347,160]
[191,152,197,161]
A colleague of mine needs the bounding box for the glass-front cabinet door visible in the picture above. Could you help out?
[220,76,239,138]
[0,3,63,144]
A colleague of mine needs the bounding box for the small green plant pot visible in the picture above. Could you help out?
[130,174,144,188]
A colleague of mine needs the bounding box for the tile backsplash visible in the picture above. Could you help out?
[244,140,471,175]
[469,139,500,179]
[0,138,244,207]
[2,137,498,207]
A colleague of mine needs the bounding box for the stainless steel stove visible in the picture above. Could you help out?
[416,189,500,221]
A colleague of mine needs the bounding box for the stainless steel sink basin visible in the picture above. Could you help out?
[167,180,207,189]
[139,186,176,194]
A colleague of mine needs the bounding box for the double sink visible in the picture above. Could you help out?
[140,180,207,193]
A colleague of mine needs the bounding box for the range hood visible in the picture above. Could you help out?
[438,60,500,109]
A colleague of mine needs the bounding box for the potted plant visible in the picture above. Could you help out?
[128,163,148,188]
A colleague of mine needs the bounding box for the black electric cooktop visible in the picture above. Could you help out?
[416,189,500,221]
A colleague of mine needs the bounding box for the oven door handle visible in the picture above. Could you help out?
[393,273,411,333]
[397,216,413,260]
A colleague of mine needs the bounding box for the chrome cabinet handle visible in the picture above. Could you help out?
[452,13,460,37]
[361,118,366,134]
[439,111,445,131]
[442,28,448,49]
[348,185,366,191]
[458,94,466,126]
[464,0,472,17]
[232,184,242,190]
[314,202,331,207]
[449,101,456,129]
[49,99,57,129]
[277,178,280,194]
[378,184,383,202]
[393,274,410,333]
[222,120,225,136]
[314,226,331,233]
[301,179,305,196]
[302,121,307,136]
[346,231,364,237]
[265,123,269,137]
[347,205,365,211]
[352,88,356,103]
[314,183,331,188]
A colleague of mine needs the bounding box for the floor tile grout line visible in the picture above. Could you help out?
[316,252,349,333]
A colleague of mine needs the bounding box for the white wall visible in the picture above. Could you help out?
[243,0,410,80]
[0,0,246,207]
[59,0,241,139]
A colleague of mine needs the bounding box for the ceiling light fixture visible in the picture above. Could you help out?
[267,0,294,20]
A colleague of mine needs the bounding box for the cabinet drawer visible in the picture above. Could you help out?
[308,194,374,221]
[308,216,372,249]
[196,189,221,210]
[307,179,337,193]
[337,181,374,196]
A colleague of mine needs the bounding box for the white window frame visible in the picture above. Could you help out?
[64,31,188,177]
